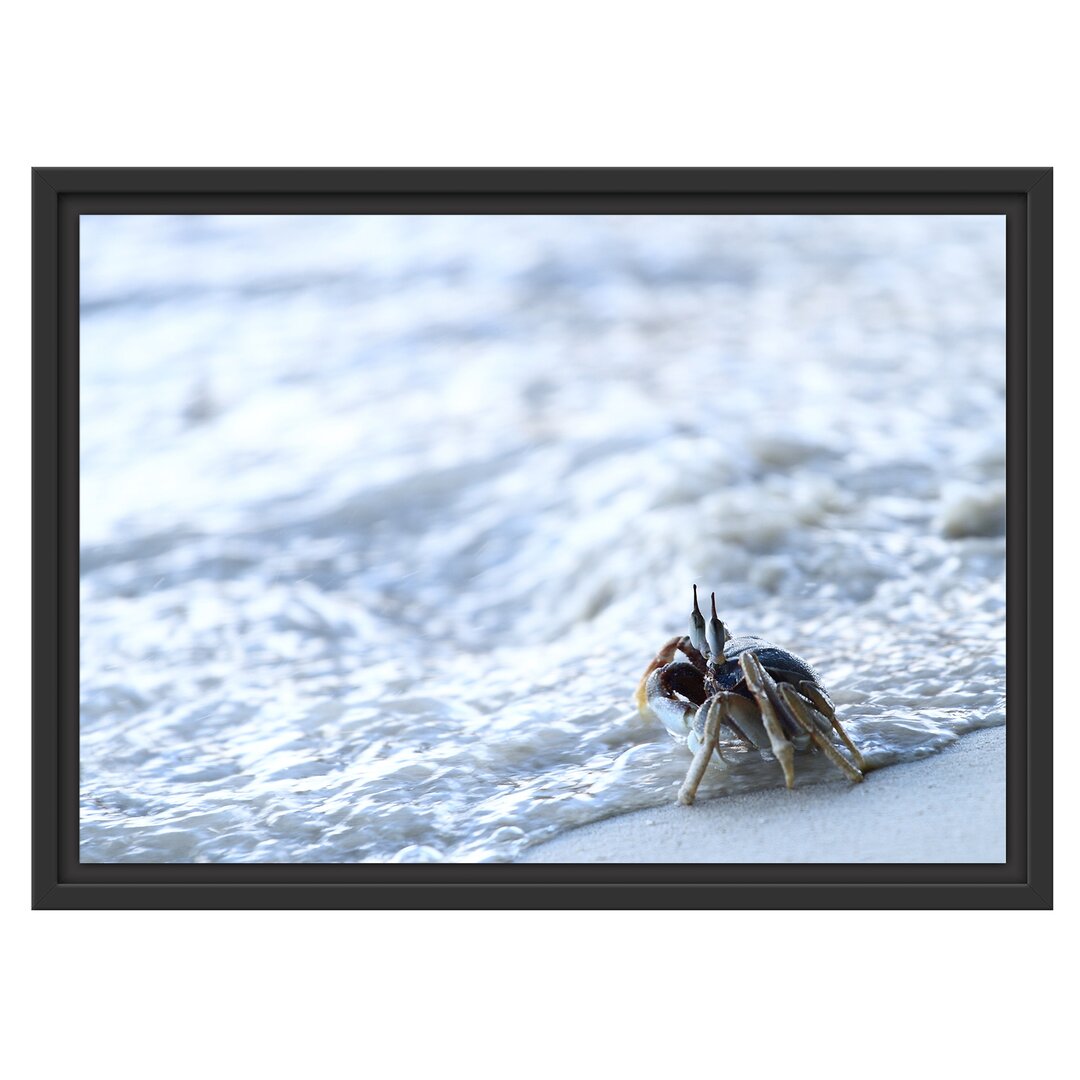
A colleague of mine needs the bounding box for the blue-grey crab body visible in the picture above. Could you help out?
[635,587,864,805]
[709,635,826,697]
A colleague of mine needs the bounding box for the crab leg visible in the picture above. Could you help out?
[777,684,864,783]
[798,680,866,771]
[696,697,756,750]
[739,651,796,789]
[769,684,812,752]
[678,697,724,806]
[723,692,770,750]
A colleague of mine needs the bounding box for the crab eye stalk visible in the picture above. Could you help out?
[689,584,707,653]
[706,591,730,659]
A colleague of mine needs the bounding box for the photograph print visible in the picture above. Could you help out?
[78,211,1007,865]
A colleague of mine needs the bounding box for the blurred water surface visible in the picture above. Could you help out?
[80,214,1006,862]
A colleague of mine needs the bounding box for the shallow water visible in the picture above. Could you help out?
[79,214,1006,863]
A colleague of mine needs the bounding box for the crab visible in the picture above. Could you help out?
[635,586,865,805]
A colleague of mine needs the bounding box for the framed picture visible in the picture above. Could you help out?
[32,168,1051,909]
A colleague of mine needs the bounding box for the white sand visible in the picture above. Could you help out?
[521,726,1005,863]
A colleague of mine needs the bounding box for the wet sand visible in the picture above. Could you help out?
[520,726,1005,863]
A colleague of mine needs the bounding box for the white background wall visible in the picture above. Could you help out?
[1,4,1070,1078]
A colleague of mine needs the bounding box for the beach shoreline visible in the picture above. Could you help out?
[519,725,1005,864]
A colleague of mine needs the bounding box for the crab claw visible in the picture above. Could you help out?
[705,591,729,659]
[689,584,707,654]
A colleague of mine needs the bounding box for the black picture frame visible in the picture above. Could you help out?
[32,167,1052,910]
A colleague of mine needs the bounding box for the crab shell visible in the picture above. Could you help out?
[698,635,834,752]
[708,635,833,707]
